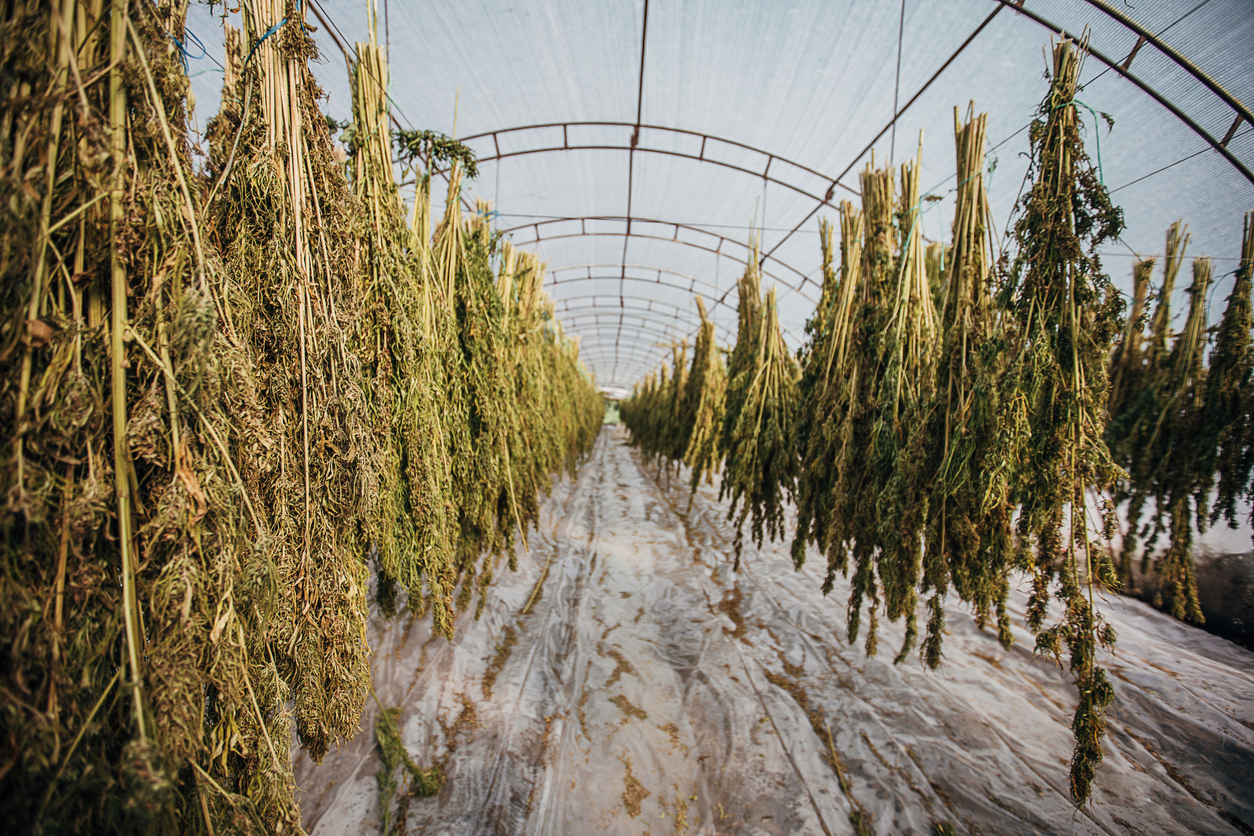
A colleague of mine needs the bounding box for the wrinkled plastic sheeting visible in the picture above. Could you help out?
[295,427,1254,835]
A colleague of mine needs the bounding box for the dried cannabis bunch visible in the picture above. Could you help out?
[1107,213,1254,623]
[0,1,602,832]
[998,38,1125,805]
[719,242,801,563]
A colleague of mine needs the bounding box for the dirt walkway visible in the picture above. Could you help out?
[295,427,1254,835]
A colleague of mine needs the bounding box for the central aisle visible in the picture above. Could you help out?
[297,427,1254,836]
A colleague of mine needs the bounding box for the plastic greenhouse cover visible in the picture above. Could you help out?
[183,0,1254,387]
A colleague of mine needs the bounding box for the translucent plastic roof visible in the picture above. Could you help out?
[185,0,1254,394]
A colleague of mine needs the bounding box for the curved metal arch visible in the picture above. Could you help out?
[577,342,652,363]
[577,345,662,370]
[548,272,804,344]
[572,324,693,356]
[567,317,705,364]
[1079,0,1252,129]
[577,346,672,384]
[503,216,818,298]
[569,322,701,351]
[580,354,665,383]
[549,278,736,312]
[547,271,746,342]
[554,290,732,323]
[548,262,737,300]
[557,311,730,350]
[562,317,701,349]
[552,294,737,338]
[989,0,1252,186]
[460,121,859,205]
[582,359,669,389]
[574,329,684,362]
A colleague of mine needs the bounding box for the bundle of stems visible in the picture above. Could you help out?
[350,32,459,631]
[427,176,601,616]
[793,206,864,571]
[443,184,516,609]
[682,297,727,498]
[921,105,1013,669]
[866,145,940,663]
[998,38,1126,806]
[194,7,391,825]
[1101,214,1254,636]
[721,236,765,457]
[621,301,730,491]
[622,351,682,470]
[620,371,657,451]
[815,161,896,651]
[1108,222,1189,585]
[1,0,311,828]
[1203,212,1254,529]
[501,244,604,528]
[719,249,801,563]
[664,340,691,467]
[1156,257,1213,621]
[1105,257,1153,421]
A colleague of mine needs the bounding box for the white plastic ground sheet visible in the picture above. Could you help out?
[294,427,1254,836]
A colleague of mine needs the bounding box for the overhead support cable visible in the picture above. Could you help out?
[757,3,1006,271]
[890,0,907,168]
[1110,125,1252,194]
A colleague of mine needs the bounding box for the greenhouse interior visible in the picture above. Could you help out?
[2,0,1253,833]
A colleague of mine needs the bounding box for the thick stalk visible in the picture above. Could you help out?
[15,0,74,498]
[109,0,146,740]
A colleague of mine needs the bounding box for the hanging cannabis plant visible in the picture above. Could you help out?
[921,106,1014,669]
[682,296,728,499]
[998,38,1125,806]
[793,204,865,573]
[1203,213,1254,530]
[1108,223,1189,588]
[865,146,941,663]
[719,242,801,564]
[799,160,899,654]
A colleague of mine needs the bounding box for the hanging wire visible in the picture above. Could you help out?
[889,0,907,168]
[1111,126,1253,195]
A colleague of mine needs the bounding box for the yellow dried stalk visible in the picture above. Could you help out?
[682,296,728,497]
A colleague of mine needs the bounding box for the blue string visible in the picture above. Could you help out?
[1072,99,1106,187]
[167,27,206,73]
[244,0,304,68]
[1052,96,1109,186]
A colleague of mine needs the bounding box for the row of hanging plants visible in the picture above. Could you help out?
[622,39,1254,805]
[0,1,601,832]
